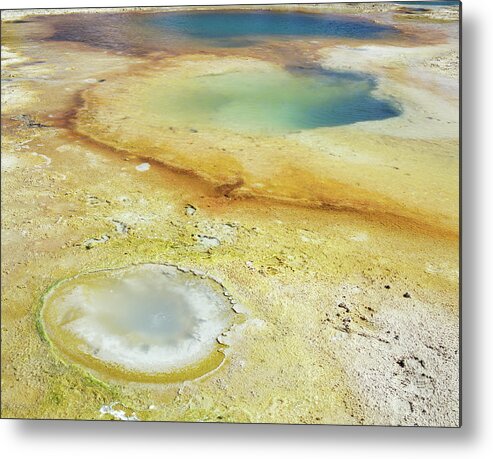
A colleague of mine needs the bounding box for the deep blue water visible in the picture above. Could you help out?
[47,10,399,52]
[44,10,402,131]
[289,67,401,129]
[144,11,398,43]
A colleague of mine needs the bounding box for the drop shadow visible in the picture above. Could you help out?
[6,6,478,446]
[458,8,480,443]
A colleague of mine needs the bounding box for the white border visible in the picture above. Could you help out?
[2,1,493,458]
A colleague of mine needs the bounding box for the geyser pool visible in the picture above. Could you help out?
[41,264,237,382]
[143,10,399,46]
[46,10,399,52]
[146,65,400,134]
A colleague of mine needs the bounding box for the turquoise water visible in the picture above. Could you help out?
[45,10,401,132]
[47,10,399,51]
[147,67,400,134]
[144,11,398,47]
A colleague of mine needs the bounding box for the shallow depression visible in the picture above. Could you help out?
[41,264,237,382]
[146,66,400,134]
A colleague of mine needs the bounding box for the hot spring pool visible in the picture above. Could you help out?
[45,10,400,133]
[41,264,237,382]
[46,10,399,52]
[145,65,400,134]
[142,10,399,46]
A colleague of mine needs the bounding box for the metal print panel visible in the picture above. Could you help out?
[0,1,460,426]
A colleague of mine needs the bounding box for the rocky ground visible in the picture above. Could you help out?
[1,4,459,425]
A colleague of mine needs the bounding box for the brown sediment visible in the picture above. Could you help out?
[62,107,458,244]
[66,54,457,243]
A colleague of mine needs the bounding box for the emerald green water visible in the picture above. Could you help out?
[147,67,400,134]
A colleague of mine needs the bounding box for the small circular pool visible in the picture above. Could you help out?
[40,264,237,383]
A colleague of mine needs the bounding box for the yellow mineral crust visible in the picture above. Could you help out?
[1,5,459,426]
[75,52,458,237]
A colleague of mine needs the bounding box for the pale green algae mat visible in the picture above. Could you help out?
[1,3,460,425]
